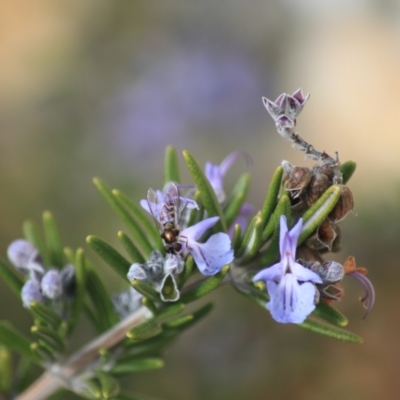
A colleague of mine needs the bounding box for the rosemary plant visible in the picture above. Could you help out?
[0,89,374,400]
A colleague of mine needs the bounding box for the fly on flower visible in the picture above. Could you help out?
[145,182,195,255]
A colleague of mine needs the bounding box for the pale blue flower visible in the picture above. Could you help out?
[180,216,234,276]
[21,280,45,308]
[41,269,63,300]
[253,215,322,324]
[205,151,252,203]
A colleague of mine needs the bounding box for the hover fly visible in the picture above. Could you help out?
[146,182,187,255]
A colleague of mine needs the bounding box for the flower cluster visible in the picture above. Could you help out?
[7,239,75,312]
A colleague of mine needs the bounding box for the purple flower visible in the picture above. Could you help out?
[205,151,252,203]
[41,269,63,300]
[21,279,45,308]
[179,216,234,276]
[253,215,322,324]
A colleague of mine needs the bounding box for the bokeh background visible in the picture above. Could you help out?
[1,1,400,399]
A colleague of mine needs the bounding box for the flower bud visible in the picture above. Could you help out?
[41,269,63,300]
[127,263,148,282]
[7,240,36,273]
[21,279,45,308]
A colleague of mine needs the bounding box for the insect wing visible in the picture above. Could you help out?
[161,182,181,226]
[146,188,164,230]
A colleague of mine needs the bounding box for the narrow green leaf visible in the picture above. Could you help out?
[0,257,23,296]
[123,330,176,357]
[85,264,119,331]
[177,255,194,289]
[0,346,12,393]
[259,194,291,266]
[261,193,291,242]
[299,319,363,343]
[157,303,185,319]
[63,247,76,264]
[79,379,102,399]
[31,325,65,353]
[165,302,214,333]
[126,319,162,341]
[0,321,33,358]
[29,302,62,331]
[141,297,158,316]
[237,216,263,262]
[162,314,193,329]
[313,302,348,327]
[111,358,164,375]
[112,189,162,252]
[180,265,230,304]
[42,211,64,268]
[118,231,146,264]
[298,185,341,245]
[83,302,103,334]
[69,248,86,333]
[23,219,49,267]
[86,235,131,281]
[259,166,284,229]
[224,173,251,227]
[340,160,356,185]
[130,280,160,303]
[30,342,55,363]
[232,224,242,254]
[96,370,120,399]
[182,150,226,232]
[93,178,153,257]
[164,145,181,184]
[14,357,34,393]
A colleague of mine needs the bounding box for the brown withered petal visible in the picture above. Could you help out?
[313,162,338,183]
[284,166,313,198]
[320,282,344,303]
[329,186,354,222]
[343,255,368,275]
[305,173,330,206]
[305,218,337,252]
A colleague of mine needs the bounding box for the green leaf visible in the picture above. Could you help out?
[164,145,181,184]
[29,302,63,331]
[298,185,342,245]
[141,297,158,316]
[111,189,162,252]
[299,319,363,343]
[165,302,214,333]
[118,231,146,264]
[231,224,242,254]
[224,173,251,227]
[157,303,185,319]
[340,160,356,185]
[237,216,263,262]
[31,325,65,353]
[93,178,153,257]
[86,235,131,281]
[96,370,120,399]
[126,319,162,341]
[30,342,55,363]
[180,265,230,304]
[0,257,23,297]
[182,150,226,232]
[313,302,348,327]
[69,248,86,333]
[14,357,34,393]
[259,194,291,266]
[0,321,33,358]
[259,166,284,229]
[0,346,12,393]
[85,264,119,331]
[23,219,50,267]
[162,314,193,329]
[130,280,160,303]
[111,358,164,375]
[42,211,64,268]
[177,255,194,289]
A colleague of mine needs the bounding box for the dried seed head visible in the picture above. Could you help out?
[329,186,354,222]
[305,218,337,252]
[305,173,330,207]
[284,166,313,198]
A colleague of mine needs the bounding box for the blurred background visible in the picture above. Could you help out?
[1,1,400,399]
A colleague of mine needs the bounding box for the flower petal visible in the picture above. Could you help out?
[21,279,45,308]
[279,215,290,260]
[41,269,63,300]
[288,218,303,257]
[180,216,220,243]
[266,274,316,324]
[252,262,283,282]
[290,260,323,284]
[187,232,234,275]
